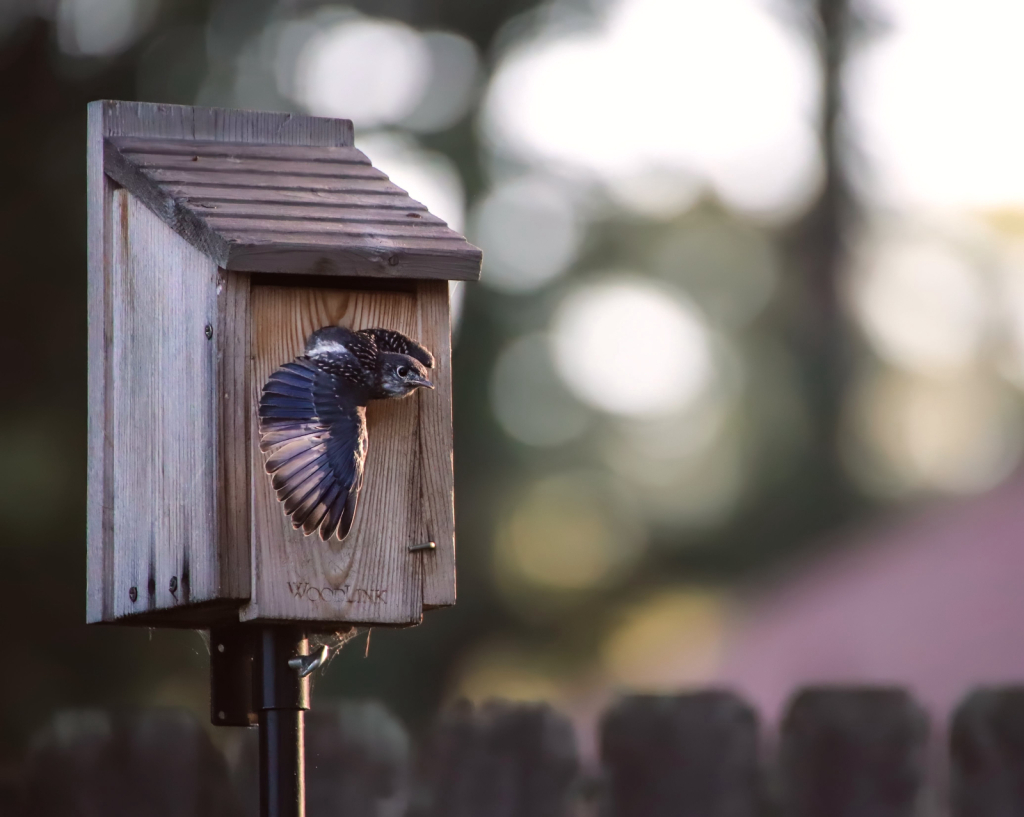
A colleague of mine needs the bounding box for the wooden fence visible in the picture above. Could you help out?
[4,686,1024,816]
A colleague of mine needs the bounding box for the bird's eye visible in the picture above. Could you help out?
[397,366,409,377]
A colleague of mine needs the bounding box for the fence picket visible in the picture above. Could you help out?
[22,708,243,817]
[233,700,412,817]
[779,688,928,817]
[415,699,579,817]
[600,691,760,817]
[950,687,1024,817]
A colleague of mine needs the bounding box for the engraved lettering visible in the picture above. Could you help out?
[285,584,387,604]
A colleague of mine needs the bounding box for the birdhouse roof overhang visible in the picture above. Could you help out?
[97,103,481,281]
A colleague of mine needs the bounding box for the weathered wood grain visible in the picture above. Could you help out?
[194,201,442,225]
[91,101,482,282]
[87,101,471,627]
[242,285,457,625]
[145,168,405,194]
[223,241,481,280]
[109,191,222,618]
[125,153,386,179]
[209,218,460,239]
[223,232,473,251]
[216,270,251,601]
[416,281,456,608]
[112,136,363,160]
[86,103,115,623]
[103,137,231,269]
[167,185,427,209]
[100,101,354,146]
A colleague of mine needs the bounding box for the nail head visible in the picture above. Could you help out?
[129,586,138,602]
[205,324,213,340]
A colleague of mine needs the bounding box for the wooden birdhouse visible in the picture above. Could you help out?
[86,101,480,630]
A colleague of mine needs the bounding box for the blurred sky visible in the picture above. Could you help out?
[2,0,1024,764]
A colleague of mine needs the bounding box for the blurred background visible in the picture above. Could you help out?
[3,0,1024,774]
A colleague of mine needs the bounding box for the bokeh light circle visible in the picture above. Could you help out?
[495,471,645,592]
[552,278,714,416]
[293,19,430,127]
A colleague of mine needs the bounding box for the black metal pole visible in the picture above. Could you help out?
[255,626,309,817]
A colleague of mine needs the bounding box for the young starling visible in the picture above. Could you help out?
[257,325,434,542]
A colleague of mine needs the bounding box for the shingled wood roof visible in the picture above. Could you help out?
[99,110,481,281]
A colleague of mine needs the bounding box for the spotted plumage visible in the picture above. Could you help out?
[258,326,434,541]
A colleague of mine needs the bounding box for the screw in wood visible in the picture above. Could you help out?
[388,254,400,266]
[409,541,436,552]
[169,576,178,593]
[129,586,138,602]
[205,324,213,340]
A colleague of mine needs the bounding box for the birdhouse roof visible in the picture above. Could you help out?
[93,101,481,281]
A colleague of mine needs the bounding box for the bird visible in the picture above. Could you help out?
[257,325,435,542]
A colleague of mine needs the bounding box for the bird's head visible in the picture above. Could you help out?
[379,352,434,397]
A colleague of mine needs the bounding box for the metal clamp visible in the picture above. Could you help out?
[287,644,329,678]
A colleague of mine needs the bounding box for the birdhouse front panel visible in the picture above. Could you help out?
[240,281,454,625]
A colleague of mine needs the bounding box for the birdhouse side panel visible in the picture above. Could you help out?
[86,106,115,623]
[216,269,253,601]
[105,190,230,620]
[243,284,445,625]
[415,281,456,608]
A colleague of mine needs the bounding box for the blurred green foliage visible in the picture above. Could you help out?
[0,0,866,764]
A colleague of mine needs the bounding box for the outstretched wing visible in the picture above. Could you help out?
[359,328,435,368]
[258,359,368,541]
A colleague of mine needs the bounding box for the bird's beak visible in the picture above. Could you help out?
[413,375,434,390]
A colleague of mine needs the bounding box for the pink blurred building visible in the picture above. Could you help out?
[718,474,1024,726]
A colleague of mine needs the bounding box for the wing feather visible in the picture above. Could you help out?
[258,358,367,541]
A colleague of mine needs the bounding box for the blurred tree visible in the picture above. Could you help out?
[0,0,876,769]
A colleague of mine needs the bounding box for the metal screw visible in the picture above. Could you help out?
[129,586,138,603]
[388,254,400,266]
[409,541,436,552]
[205,324,213,340]
[169,576,178,593]
[217,643,225,653]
